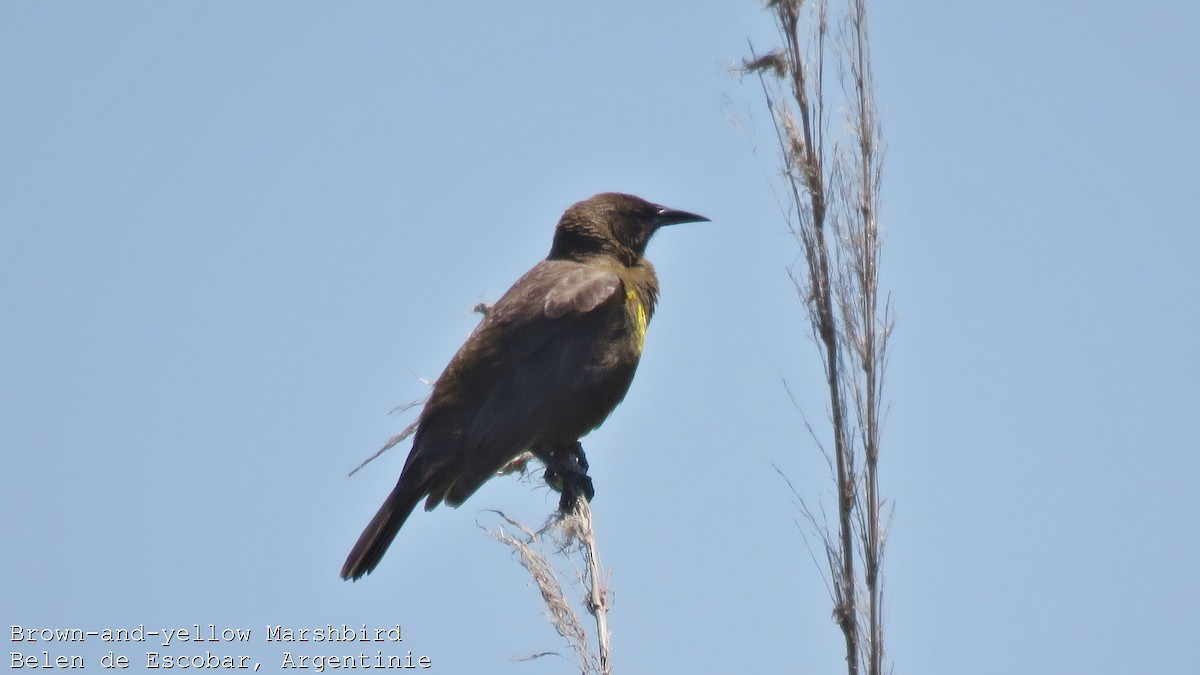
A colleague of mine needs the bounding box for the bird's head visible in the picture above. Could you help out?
[550,192,709,265]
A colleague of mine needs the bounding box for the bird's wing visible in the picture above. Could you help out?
[542,265,621,320]
[428,261,625,505]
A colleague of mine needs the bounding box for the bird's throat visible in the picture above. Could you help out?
[626,288,649,354]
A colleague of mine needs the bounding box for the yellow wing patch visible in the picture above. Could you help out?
[626,288,649,354]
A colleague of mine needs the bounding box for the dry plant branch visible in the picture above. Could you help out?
[347,396,425,477]
[742,1,892,673]
[486,497,612,675]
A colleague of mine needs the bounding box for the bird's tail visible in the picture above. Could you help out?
[340,478,424,581]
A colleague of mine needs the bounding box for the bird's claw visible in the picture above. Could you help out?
[541,442,595,512]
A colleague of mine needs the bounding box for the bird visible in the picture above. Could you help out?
[341,192,708,580]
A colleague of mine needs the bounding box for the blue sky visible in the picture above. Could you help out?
[3,2,1198,673]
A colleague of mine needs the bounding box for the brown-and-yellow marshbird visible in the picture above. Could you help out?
[341,192,707,580]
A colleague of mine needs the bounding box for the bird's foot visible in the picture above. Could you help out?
[556,472,594,512]
[539,442,595,513]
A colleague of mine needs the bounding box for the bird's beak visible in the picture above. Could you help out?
[653,205,710,227]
